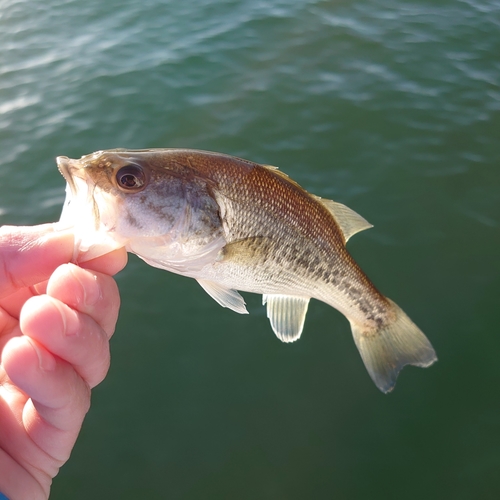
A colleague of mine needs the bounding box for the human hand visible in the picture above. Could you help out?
[0,224,127,500]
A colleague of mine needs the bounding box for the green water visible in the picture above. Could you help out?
[1,0,499,498]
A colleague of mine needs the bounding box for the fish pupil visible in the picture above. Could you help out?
[121,174,138,187]
[116,165,145,190]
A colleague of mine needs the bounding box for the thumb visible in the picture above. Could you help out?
[0,224,74,299]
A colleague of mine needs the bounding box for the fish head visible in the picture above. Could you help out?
[57,149,225,269]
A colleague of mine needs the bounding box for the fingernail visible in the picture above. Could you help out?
[50,297,79,337]
[69,265,102,306]
[28,337,56,372]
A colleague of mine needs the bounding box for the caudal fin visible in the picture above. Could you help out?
[350,299,437,393]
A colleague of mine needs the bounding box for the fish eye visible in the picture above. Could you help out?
[116,164,146,191]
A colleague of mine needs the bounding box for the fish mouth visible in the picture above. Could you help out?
[57,156,81,196]
[58,154,104,242]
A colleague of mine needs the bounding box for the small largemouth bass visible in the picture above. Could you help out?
[57,149,437,392]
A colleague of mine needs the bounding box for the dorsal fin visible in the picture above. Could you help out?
[313,196,373,242]
[261,164,304,189]
[261,164,372,242]
[262,164,279,171]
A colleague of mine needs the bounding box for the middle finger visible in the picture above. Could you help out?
[19,295,111,389]
[46,263,121,338]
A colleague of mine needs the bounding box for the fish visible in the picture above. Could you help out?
[57,148,437,392]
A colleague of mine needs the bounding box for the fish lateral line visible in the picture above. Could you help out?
[57,148,437,393]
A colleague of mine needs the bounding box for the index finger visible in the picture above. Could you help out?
[0,224,74,299]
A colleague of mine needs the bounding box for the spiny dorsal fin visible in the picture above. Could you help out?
[262,294,310,343]
[261,164,304,189]
[261,164,372,241]
[313,196,373,242]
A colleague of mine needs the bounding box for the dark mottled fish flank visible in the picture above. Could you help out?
[57,149,437,392]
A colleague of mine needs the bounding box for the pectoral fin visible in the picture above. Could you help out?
[197,279,248,314]
[262,294,310,343]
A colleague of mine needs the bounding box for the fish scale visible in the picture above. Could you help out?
[57,148,437,393]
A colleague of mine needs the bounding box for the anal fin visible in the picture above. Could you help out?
[262,294,310,343]
[197,279,248,314]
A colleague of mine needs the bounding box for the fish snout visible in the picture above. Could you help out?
[57,156,86,194]
[57,156,75,179]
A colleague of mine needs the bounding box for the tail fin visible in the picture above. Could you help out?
[350,299,437,393]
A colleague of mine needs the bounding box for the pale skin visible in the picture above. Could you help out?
[0,224,127,500]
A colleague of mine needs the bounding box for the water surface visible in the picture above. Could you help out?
[1,0,499,498]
